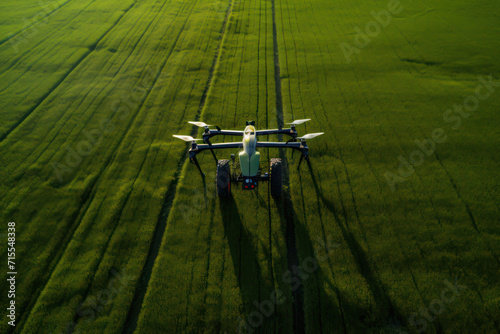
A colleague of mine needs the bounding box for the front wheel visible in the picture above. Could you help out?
[217,159,231,199]
[270,158,282,198]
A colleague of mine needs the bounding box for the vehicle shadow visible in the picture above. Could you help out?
[274,185,347,333]
[302,159,406,329]
[220,196,276,333]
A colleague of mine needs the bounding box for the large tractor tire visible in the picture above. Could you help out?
[270,158,282,198]
[217,159,231,199]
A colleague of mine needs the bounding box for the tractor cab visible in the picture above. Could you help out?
[239,122,260,189]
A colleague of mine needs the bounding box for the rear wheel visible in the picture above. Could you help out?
[217,159,231,198]
[270,158,282,198]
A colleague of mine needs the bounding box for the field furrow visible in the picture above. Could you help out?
[122,1,234,332]
[0,0,74,44]
[0,0,498,333]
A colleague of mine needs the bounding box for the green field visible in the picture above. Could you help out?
[0,0,499,333]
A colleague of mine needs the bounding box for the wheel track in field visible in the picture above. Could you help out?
[256,0,268,324]
[0,0,100,90]
[68,0,203,330]
[271,1,305,333]
[10,176,101,334]
[232,0,247,128]
[345,0,495,321]
[288,2,370,329]
[162,11,227,324]
[278,0,292,121]
[261,1,280,330]
[1,0,174,236]
[10,1,140,331]
[0,0,135,144]
[0,0,75,47]
[3,0,176,189]
[285,3,331,332]
[18,0,200,330]
[127,0,233,325]
[285,0,309,118]
[335,0,429,314]
[0,0,173,232]
[358,0,499,266]
[14,0,173,179]
[288,0,413,326]
[300,0,408,328]
[122,1,234,332]
[390,16,500,266]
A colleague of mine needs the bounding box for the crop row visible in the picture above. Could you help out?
[135,0,297,332]
[0,0,232,332]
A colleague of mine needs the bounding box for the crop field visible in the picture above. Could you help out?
[0,0,498,333]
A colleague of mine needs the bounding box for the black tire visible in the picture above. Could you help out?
[217,159,231,198]
[270,158,282,198]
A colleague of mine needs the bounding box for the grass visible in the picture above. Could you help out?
[0,0,498,333]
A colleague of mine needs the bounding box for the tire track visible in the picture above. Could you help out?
[297,171,344,334]
[277,0,293,121]
[122,1,234,331]
[3,0,178,186]
[358,0,498,265]
[345,0,476,316]
[295,0,418,326]
[11,177,101,334]
[140,5,226,328]
[285,2,347,331]
[271,1,305,333]
[56,0,198,329]
[336,0,428,312]
[6,3,139,331]
[19,1,200,329]
[0,0,74,46]
[232,0,247,127]
[0,0,135,144]
[14,0,172,177]
[0,0,99,85]
[71,36,198,327]
[261,1,280,331]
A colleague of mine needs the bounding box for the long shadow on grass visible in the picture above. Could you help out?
[289,198,349,333]
[302,159,406,329]
[272,189,306,334]
[220,196,275,333]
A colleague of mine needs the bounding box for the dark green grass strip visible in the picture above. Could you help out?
[121,2,234,332]
[0,0,74,46]
[0,0,136,145]
[11,177,100,334]
[120,165,182,333]
[7,4,137,333]
[16,1,194,330]
[271,1,305,333]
